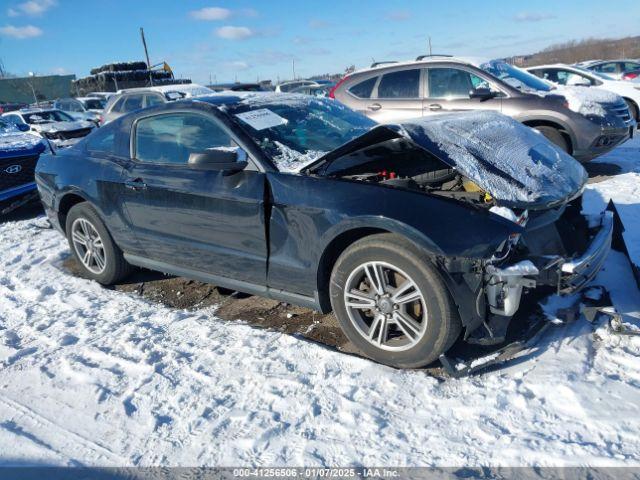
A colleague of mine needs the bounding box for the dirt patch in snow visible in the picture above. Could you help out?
[62,257,354,354]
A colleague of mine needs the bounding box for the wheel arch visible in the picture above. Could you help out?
[316,227,389,312]
[622,97,639,121]
[56,191,90,234]
[522,119,574,154]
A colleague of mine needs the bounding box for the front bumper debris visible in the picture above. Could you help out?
[484,210,613,319]
[558,210,613,293]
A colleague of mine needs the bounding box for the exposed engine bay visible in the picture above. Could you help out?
[323,138,497,207]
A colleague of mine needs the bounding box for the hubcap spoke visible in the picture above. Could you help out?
[393,311,423,340]
[82,249,92,266]
[376,316,388,345]
[364,263,386,295]
[392,280,421,305]
[345,290,376,310]
[72,231,87,246]
[94,250,105,270]
[368,315,389,346]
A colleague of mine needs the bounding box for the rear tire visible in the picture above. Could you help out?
[533,126,569,152]
[624,99,639,122]
[65,202,132,285]
[329,233,461,368]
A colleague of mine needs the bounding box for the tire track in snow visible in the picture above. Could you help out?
[0,394,122,464]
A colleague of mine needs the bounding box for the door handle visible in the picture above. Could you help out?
[428,103,442,111]
[125,178,147,191]
[367,103,382,111]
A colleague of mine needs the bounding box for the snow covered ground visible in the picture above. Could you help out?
[1,137,640,467]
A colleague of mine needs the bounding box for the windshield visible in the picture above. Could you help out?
[82,98,105,110]
[228,95,375,172]
[0,119,18,133]
[481,60,553,92]
[23,110,75,124]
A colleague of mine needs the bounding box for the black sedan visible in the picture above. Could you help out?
[35,94,613,368]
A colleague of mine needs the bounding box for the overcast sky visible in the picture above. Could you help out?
[1,0,639,84]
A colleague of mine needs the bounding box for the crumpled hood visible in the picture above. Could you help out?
[33,120,92,133]
[393,111,588,209]
[311,110,588,210]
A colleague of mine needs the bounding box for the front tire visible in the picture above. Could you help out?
[65,202,132,285]
[533,126,569,153]
[329,234,461,368]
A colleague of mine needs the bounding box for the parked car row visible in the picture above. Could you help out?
[577,58,640,81]
[330,56,636,162]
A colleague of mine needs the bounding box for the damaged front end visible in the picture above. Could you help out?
[307,110,612,345]
[478,199,614,344]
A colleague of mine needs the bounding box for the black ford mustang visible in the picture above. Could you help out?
[35,94,613,368]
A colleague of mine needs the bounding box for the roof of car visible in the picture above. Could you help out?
[194,94,245,106]
[527,63,584,70]
[194,91,321,108]
[13,107,61,114]
[352,56,493,76]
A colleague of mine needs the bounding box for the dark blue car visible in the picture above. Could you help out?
[0,118,47,211]
[34,94,612,368]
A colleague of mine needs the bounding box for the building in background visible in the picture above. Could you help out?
[0,74,76,104]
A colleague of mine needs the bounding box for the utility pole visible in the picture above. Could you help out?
[140,27,154,86]
[27,72,38,106]
[292,59,296,80]
[428,36,432,56]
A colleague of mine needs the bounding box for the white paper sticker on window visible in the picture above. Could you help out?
[235,109,288,130]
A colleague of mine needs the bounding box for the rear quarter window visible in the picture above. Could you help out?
[348,77,377,99]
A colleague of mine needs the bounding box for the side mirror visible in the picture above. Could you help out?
[469,87,495,100]
[188,148,248,173]
[16,123,30,132]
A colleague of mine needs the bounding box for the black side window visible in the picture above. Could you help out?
[377,69,420,98]
[145,94,164,107]
[86,126,115,154]
[123,95,144,112]
[427,68,474,99]
[135,112,232,165]
[348,77,377,99]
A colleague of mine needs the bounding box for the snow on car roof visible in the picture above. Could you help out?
[118,83,214,97]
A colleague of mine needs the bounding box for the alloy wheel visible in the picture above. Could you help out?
[343,261,428,352]
[71,217,107,275]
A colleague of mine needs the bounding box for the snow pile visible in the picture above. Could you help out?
[555,85,623,117]
[396,111,588,207]
[1,216,640,466]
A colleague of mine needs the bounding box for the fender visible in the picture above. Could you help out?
[515,112,579,149]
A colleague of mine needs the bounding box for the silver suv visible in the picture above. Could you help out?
[101,84,214,125]
[331,56,636,161]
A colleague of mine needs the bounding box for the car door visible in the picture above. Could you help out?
[121,110,267,285]
[423,66,503,116]
[366,68,423,121]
